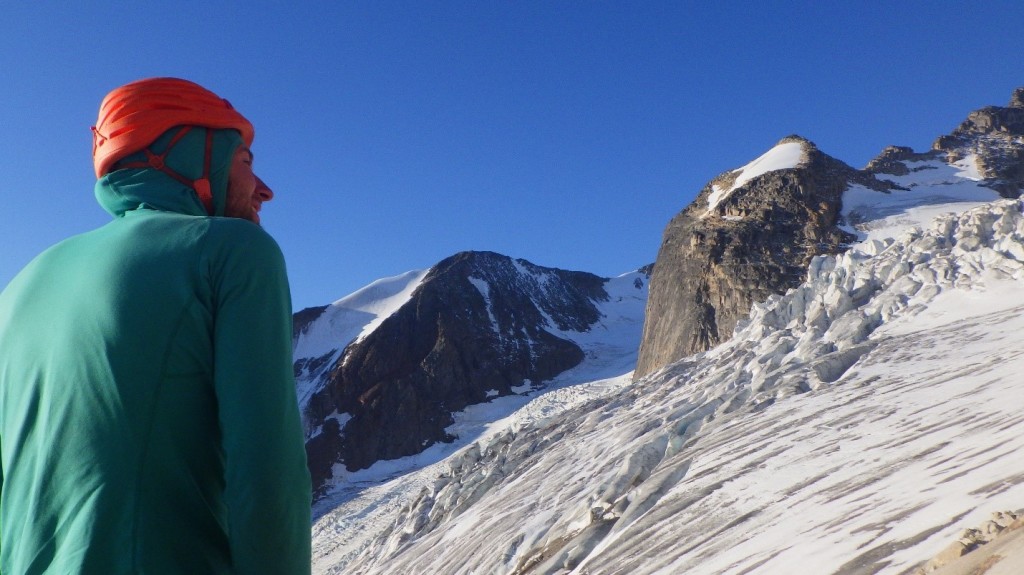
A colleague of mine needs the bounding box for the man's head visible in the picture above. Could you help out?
[225,144,274,224]
[92,78,272,222]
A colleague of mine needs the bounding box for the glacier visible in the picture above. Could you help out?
[310,155,1024,574]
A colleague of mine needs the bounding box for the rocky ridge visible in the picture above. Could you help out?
[932,87,1024,197]
[865,145,945,177]
[637,87,1024,380]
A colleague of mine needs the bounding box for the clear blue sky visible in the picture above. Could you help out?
[2,2,1022,311]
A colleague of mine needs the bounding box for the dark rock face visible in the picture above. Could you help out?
[932,87,1024,198]
[635,136,890,379]
[302,251,608,496]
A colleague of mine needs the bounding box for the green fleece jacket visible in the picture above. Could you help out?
[0,127,311,574]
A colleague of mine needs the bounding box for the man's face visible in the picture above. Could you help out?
[225,145,273,224]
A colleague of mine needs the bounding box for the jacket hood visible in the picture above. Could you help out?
[95,127,243,218]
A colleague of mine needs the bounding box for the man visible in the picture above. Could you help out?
[0,78,312,574]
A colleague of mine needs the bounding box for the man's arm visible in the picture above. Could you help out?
[210,223,311,574]
[1,434,4,562]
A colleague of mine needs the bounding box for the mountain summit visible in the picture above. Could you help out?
[294,251,648,497]
[635,136,891,378]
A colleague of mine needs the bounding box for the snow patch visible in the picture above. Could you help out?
[308,410,353,440]
[467,276,499,333]
[953,153,983,180]
[292,269,429,427]
[841,159,999,247]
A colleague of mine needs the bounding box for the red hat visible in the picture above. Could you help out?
[91,77,254,179]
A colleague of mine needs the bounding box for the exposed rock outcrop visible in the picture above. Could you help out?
[301,251,612,496]
[933,87,1024,197]
[865,145,944,177]
[1010,87,1024,109]
[913,511,1024,574]
[634,136,890,378]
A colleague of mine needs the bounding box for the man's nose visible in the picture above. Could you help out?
[255,175,274,201]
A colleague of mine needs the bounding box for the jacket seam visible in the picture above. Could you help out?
[129,292,204,572]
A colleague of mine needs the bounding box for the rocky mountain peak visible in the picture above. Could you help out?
[932,87,1024,197]
[426,250,608,332]
[635,136,891,379]
[299,250,613,497]
[1009,86,1024,108]
[703,136,809,214]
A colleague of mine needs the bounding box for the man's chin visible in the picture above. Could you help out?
[223,208,260,225]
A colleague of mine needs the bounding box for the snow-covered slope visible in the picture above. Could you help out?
[293,270,428,409]
[310,156,1024,573]
[843,156,998,243]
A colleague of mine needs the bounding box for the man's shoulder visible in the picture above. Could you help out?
[202,219,287,282]
[205,218,283,254]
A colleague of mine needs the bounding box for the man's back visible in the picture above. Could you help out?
[0,205,311,573]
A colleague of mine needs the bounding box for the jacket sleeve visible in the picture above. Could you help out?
[1,433,4,561]
[209,223,311,574]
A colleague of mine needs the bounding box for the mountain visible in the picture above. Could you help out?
[635,136,891,378]
[635,88,1024,380]
[307,87,1024,574]
[293,251,650,498]
[932,87,1024,197]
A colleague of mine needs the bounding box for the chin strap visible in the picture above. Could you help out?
[115,126,216,215]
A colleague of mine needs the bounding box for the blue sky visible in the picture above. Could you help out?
[2,2,1022,311]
